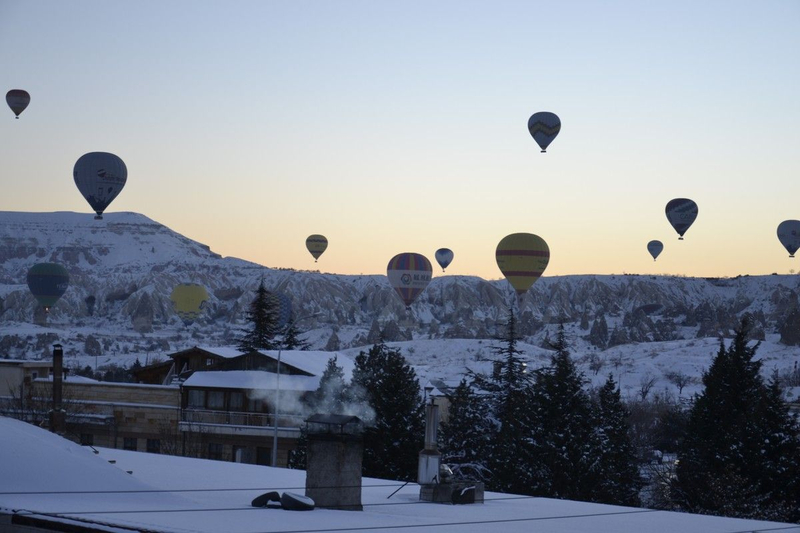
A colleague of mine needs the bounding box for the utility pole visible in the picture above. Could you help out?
[50,344,66,434]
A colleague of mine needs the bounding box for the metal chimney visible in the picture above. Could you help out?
[417,391,441,485]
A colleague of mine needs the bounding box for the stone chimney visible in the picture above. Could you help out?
[304,414,363,511]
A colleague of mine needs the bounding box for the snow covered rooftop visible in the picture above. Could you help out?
[182,370,321,392]
[257,349,355,379]
[1,416,797,533]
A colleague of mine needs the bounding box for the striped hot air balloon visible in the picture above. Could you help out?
[495,233,550,298]
[27,263,69,313]
[387,252,432,307]
[527,112,561,153]
[306,235,328,262]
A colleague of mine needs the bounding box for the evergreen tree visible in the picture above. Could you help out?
[281,321,310,350]
[351,340,424,481]
[674,317,800,522]
[237,280,280,352]
[588,374,642,506]
[472,310,535,495]
[289,356,350,470]
[439,379,492,480]
[529,323,595,500]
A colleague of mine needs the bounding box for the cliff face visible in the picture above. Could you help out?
[1,211,798,359]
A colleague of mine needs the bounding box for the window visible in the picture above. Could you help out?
[229,392,244,411]
[208,443,224,460]
[80,433,93,446]
[256,446,272,466]
[187,390,205,408]
[146,439,160,454]
[123,438,137,451]
[252,399,264,413]
[206,358,213,366]
[31,372,38,380]
[207,391,224,410]
[232,445,246,463]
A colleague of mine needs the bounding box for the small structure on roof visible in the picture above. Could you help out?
[305,413,363,511]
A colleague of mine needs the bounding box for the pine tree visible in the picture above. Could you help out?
[281,322,310,350]
[529,323,595,500]
[472,310,535,495]
[439,379,492,481]
[289,356,350,470]
[674,317,800,522]
[588,374,641,506]
[351,340,424,481]
[237,280,280,352]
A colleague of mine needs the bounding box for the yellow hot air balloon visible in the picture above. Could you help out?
[495,233,550,298]
[170,283,209,325]
[306,234,328,262]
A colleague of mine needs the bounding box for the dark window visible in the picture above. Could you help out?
[208,443,224,460]
[188,390,205,408]
[207,391,224,410]
[80,433,93,446]
[123,438,137,451]
[256,446,272,466]
[229,392,244,411]
[232,445,246,463]
[146,439,160,454]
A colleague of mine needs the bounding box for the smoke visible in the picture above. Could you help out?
[242,371,375,426]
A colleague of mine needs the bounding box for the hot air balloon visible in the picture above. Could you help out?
[74,152,127,219]
[269,291,293,329]
[665,198,698,240]
[496,233,550,299]
[170,284,209,325]
[306,235,328,262]
[387,252,432,308]
[6,89,30,119]
[27,263,69,313]
[777,220,800,258]
[435,248,454,272]
[527,112,561,153]
[647,240,664,261]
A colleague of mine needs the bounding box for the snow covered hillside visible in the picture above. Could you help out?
[1,211,798,396]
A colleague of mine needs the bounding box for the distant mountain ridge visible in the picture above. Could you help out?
[0,211,798,360]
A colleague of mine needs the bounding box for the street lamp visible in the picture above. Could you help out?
[272,312,323,468]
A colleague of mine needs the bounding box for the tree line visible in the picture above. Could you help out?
[290,311,799,524]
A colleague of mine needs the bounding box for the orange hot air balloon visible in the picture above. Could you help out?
[495,233,550,299]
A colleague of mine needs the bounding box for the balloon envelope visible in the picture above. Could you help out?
[665,198,698,239]
[269,291,293,330]
[74,152,128,219]
[777,220,800,258]
[647,240,664,261]
[306,235,328,261]
[527,112,561,152]
[170,284,209,325]
[434,248,454,271]
[387,253,432,307]
[27,263,69,312]
[496,233,550,297]
[6,89,30,118]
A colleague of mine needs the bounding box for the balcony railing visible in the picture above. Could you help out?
[180,408,305,429]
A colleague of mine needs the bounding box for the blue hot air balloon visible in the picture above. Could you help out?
[434,248,454,272]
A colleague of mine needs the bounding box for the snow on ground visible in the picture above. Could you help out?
[1,417,798,533]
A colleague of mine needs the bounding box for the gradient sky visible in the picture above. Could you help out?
[1,1,798,280]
